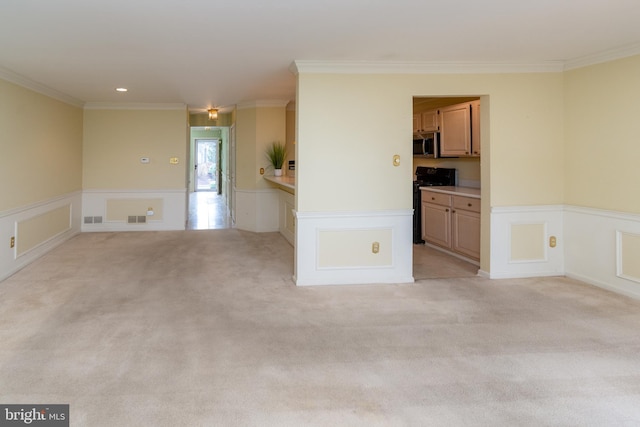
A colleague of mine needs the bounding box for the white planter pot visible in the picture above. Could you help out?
[274,169,283,177]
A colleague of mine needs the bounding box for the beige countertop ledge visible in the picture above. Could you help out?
[264,175,295,193]
[419,186,481,199]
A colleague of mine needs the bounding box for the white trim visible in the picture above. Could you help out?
[291,60,565,75]
[564,204,640,222]
[0,191,82,218]
[564,205,640,300]
[296,209,413,220]
[295,209,414,286]
[492,204,565,214]
[82,188,187,194]
[0,192,82,282]
[489,205,564,279]
[616,231,640,284]
[81,189,187,232]
[0,66,84,107]
[83,102,187,110]
[236,100,290,110]
[564,42,640,71]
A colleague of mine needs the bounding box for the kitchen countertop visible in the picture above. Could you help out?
[419,186,481,199]
[264,175,295,193]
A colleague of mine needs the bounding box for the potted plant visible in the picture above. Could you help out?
[265,141,287,176]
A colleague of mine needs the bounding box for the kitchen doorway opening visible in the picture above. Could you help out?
[412,95,484,280]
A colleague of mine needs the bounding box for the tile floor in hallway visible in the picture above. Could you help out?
[187,191,231,230]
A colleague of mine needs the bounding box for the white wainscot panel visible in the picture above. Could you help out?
[0,192,82,281]
[486,205,564,279]
[82,189,187,232]
[234,188,279,233]
[294,210,414,286]
[565,206,640,300]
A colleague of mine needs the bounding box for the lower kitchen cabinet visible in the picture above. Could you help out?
[421,190,480,262]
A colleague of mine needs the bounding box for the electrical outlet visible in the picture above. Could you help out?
[372,241,380,254]
[10,236,15,248]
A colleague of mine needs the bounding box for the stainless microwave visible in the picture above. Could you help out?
[413,132,439,158]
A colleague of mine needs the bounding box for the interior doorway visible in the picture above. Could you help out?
[195,139,220,193]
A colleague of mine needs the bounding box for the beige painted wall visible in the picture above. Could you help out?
[235,104,286,190]
[296,72,565,211]
[83,108,188,190]
[564,55,640,214]
[0,79,83,211]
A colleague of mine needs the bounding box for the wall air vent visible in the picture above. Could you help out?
[137,216,146,223]
[128,216,137,224]
[93,216,103,224]
[84,216,94,224]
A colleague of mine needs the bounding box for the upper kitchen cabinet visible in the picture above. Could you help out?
[439,100,481,157]
[413,110,440,134]
[439,102,472,156]
[471,100,481,156]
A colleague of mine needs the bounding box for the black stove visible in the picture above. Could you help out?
[413,167,457,243]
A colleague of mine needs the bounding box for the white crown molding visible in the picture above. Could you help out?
[291,60,565,75]
[563,42,640,71]
[236,100,290,110]
[0,66,84,108]
[83,102,187,110]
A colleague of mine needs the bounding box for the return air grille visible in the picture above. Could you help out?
[84,216,103,224]
[128,215,147,224]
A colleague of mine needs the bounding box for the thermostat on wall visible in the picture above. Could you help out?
[140,157,150,164]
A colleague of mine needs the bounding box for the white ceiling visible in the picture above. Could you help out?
[2,0,640,111]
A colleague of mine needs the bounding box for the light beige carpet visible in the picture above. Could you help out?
[1,230,640,426]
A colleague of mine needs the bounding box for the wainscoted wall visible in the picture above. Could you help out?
[485,205,565,279]
[294,210,414,286]
[234,188,280,233]
[565,206,640,300]
[81,189,187,232]
[0,192,82,281]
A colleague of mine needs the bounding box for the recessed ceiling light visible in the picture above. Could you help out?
[115,87,128,92]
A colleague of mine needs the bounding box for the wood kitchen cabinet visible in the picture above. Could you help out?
[414,109,440,133]
[421,190,480,262]
[470,100,481,156]
[439,102,471,156]
[437,100,481,157]
[451,196,480,260]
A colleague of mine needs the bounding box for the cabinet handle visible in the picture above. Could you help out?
[445,208,449,212]
[452,209,456,213]
[468,203,472,207]
[431,197,435,200]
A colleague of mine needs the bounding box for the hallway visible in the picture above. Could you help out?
[187,191,231,230]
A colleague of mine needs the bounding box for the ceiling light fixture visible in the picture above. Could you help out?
[208,108,218,120]
[115,87,128,92]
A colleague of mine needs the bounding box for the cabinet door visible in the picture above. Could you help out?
[452,209,480,260]
[440,103,471,156]
[471,100,481,156]
[413,113,422,133]
[421,110,439,132]
[422,202,451,249]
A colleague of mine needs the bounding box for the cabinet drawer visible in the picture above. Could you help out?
[421,191,451,206]
[453,196,480,213]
